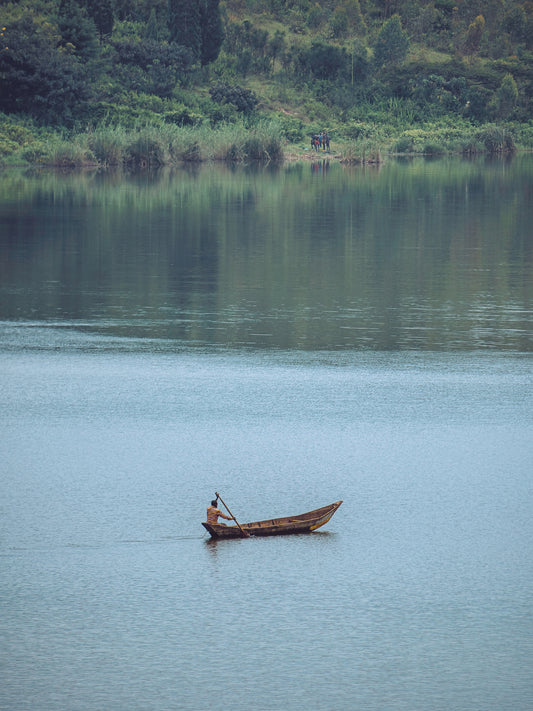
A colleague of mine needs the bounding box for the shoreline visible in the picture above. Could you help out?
[1,117,529,169]
[1,141,527,170]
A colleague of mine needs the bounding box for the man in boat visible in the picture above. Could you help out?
[206,499,233,525]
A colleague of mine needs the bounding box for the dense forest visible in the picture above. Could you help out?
[1,0,532,164]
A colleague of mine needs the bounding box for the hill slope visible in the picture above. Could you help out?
[1,0,532,164]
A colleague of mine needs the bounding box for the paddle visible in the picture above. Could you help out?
[215,492,249,538]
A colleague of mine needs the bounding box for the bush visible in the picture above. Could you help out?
[476,125,516,153]
[20,144,48,163]
[209,83,259,114]
[373,15,409,69]
[294,42,348,80]
[125,130,167,167]
[0,117,37,160]
[163,105,203,126]
[111,39,194,97]
[275,114,305,143]
[0,15,92,124]
[88,127,126,165]
[423,142,445,154]
[111,39,193,73]
[223,122,284,162]
[394,135,414,153]
[340,142,382,163]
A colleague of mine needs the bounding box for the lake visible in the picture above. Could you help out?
[1,156,532,711]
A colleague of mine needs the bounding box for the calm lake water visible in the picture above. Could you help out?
[1,157,532,711]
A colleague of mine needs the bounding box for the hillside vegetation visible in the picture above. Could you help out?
[1,0,532,165]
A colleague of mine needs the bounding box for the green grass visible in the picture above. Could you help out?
[1,121,286,167]
[2,110,530,168]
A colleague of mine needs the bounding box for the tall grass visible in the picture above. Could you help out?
[49,121,287,167]
[339,141,383,164]
[29,135,96,167]
[3,115,527,166]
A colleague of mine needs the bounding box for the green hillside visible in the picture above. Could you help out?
[1,0,532,165]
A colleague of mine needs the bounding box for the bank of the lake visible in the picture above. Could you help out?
[1,116,532,168]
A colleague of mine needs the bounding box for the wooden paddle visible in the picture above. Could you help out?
[215,492,249,538]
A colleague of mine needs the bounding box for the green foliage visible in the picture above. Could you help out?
[209,83,259,114]
[88,125,126,165]
[0,15,92,124]
[223,21,269,75]
[168,0,201,59]
[144,9,160,40]
[0,0,532,163]
[200,0,224,65]
[328,0,366,39]
[295,42,348,80]
[0,114,39,162]
[274,114,305,142]
[57,0,99,59]
[496,72,519,117]
[84,0,114,38]
[167,0,223,65]
[373,14,409,68]
[476,125,516,153]
[221,120,284,162]
[464,15,485,57]
[125,130,166,166]
[110,38,193,95]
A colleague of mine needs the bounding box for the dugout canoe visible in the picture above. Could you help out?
[202,500,343,539]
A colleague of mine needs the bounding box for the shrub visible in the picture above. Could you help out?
[111,39,194,96]
[37,136,95,166]
[275,115,305,143]
[340,142,381,163]
[20,144,48,163]
[295,42,348,80]
[88,127,126,165]
[0,117,37,160]
[221,121,284,162]
[462,139,484,154]
[373,15,409,69]
[496,73,519,118]
[0,15,92,124]
[182,141,202,161]
[476,125,516,153]
[209,83,259,114]
[124,130,167,166]
[394,135,415,152]
[423,142,445,155]
[163,106,203,126]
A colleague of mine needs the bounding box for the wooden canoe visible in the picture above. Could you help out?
[202,500,342,539]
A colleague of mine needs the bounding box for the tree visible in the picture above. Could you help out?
[266,30,286,73]
[83,0,114,39]
[57,0,99,59]
[339,0,365,34]
[375,0,401,19]
[373,14,409,69]
[112,0,137,21]
[464,14,485,58]
[502,6,526,43]
[144,8,160,40]
[497,72,518,118]
[168,0,223,65]
[168,0,201,60]
[296,41,347,80]
[0,15,91,123]
[112,38,194,95]
[200,0,224,66]
[209,83,258,114]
